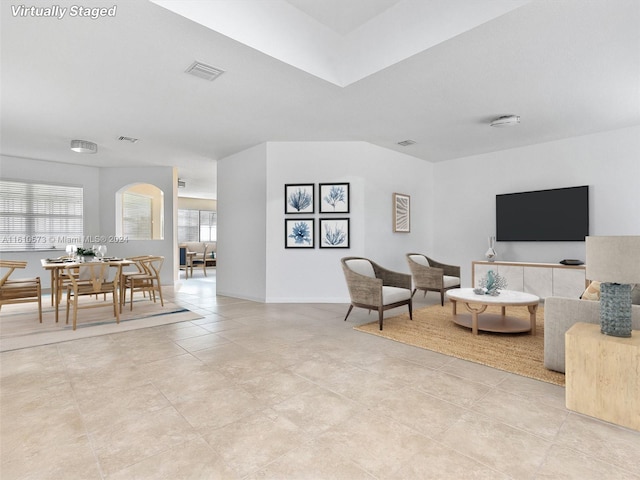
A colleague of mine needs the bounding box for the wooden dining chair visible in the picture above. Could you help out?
[63,262,120,330]
[0,260,42,322]
[123,256,164,311]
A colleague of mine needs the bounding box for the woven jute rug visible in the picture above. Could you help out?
[354,304,565,386]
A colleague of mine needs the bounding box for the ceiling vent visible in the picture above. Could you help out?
[177,179,186,188]
[185,61,225,81]
[397,139,416,146]
[490,115,520,127]
[118,136,139,143]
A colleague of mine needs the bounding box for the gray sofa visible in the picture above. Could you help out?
[544,296,640,373]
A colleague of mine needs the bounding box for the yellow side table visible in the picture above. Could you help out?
[565,322,640,431]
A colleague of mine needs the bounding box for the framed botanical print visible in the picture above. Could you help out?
[285,218,315,248]
[319,218,349,248]
[285,184,314,214]
[393,193,410,233]
[319,183,350,213]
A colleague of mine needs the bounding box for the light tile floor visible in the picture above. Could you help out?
[1,273,639,479]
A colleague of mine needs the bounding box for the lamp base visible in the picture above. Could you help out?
[600,283,632,338]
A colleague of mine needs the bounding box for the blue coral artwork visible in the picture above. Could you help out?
[285,184,314,214]
[319,183,350,213]
[319,218,350,248]
[285,218,315,248]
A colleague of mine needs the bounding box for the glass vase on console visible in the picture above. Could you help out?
[485,236,497,262]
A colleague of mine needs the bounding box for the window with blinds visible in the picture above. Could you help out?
[0,179,83,251]
[178,209,199,242]
[178,209,216,243]
[122,192,152,240]
[199,210,217,242]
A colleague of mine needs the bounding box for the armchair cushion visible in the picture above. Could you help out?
[443,276,461,288]
[383,286,412,305]
[344,258,376,278]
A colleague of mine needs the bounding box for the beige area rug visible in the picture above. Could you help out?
[0,297,202,352]
[354,304,565,386]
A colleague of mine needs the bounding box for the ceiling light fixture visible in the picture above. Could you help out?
[70,139,98,153]
[490,115,520,127]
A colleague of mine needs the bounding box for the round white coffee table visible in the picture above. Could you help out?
[446,288,540,335]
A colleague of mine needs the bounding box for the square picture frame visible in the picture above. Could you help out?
[319,218,350,248]
[319,182,350,213]
[285,184,314,214]
[285,218,315,248]
[393,193,410,233]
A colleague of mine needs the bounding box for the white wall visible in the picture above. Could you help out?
[0,156,177,287]
[100,166,177,285]
[216,143,268,301]
[217,141,434,303]
[432,125,640,287]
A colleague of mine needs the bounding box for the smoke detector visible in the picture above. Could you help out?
[490,115,520,127]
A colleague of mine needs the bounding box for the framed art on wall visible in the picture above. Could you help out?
[319,183,350,213]
[285,184,314,214]
[319,218,350,248]
[393,193,410,233]
[285,218,315,248]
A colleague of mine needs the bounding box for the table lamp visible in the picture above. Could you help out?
[585,236,640,337]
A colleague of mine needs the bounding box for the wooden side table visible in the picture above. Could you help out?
[565,322,640,431]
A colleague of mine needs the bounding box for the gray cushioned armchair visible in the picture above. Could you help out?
[341,257,412,330]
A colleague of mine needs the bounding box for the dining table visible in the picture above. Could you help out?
[41,257,133,323]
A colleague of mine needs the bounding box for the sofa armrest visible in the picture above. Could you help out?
[544,297,640,373]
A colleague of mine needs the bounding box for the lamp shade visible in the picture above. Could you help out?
[586,236,640,284]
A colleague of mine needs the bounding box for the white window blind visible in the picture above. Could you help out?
[199,210,217,242]
[0,179,84,252]
[178,209,199,243]
[122,192,152,240]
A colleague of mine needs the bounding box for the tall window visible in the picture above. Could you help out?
[178,209,216,243]
[0,179,83,251]
[178,209,199,242]
[122,192,152,240]
[199,210,217,242]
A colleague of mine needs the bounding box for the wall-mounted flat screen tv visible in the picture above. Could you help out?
[496,185,589,241]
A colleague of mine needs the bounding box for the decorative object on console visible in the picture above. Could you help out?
[474,270,507,296]
[586,236,640,337]
[485,236,497,262]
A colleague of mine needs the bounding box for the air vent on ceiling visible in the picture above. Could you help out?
[177,179,186,188]
[397,139,416,146]
[185,61,225,81]
[118,136,139,143]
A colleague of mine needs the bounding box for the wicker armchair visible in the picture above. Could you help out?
[341,257,412,330]
[0,260,42,322]
[406,253,461,306]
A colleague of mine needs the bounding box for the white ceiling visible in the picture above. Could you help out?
[1,0,639,200]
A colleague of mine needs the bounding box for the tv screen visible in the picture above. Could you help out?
[496,186,589,241]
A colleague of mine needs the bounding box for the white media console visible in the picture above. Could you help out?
[472,261,587,300]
